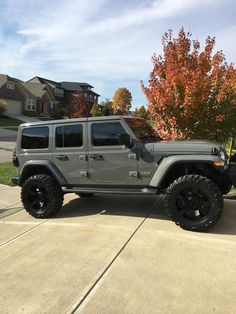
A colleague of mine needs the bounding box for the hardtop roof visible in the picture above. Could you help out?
[19,115,141,127]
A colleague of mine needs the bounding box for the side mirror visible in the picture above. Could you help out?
[119,133,132,147]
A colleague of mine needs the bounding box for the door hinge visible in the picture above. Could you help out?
[80,171,88,177]
[79,155,87,161]
[129,171,138,177]
[128,153,137,160]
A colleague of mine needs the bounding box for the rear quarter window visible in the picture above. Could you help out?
[21,127,49,149]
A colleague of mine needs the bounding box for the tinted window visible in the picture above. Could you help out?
[56,124,83,147]
[125,118,162,143]
[21,127,49,149]
[92,122,127,146]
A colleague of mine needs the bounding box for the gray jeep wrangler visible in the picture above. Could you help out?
[12,116,235,232]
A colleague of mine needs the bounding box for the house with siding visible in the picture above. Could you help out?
[0,74,100,116]
[0,74,25,115]
[27,76,100,116]
[0,74,54,116]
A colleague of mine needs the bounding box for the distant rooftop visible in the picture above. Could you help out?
[60,81,93,91]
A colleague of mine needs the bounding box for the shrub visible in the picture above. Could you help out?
[23,110,38,117]
[0,99,7,116]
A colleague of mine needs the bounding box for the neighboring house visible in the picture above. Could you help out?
[0,73,100,117]
[60,81,99,106]
[21,83,55,115]
[28,76,100,115]
[0,74,55,116]
[0,74,25,115]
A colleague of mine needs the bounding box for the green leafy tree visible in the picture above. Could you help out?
[134,105,150,120]
[112,87,132,114]
[101,98,113,115]
[91,104,102,117]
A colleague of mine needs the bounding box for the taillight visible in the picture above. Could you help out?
[12,150,19,167]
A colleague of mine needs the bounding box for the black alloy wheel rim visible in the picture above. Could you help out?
[175,186,211,221]
[27,183,50,213]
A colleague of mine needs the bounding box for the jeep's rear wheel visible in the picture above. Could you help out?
[21,174,64,218]
[164,175,223,232]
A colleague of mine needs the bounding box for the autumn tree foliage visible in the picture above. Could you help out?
[112,87,132,114]
[134,105,150,120]
[69,92,91,118]
[142,28,236,141]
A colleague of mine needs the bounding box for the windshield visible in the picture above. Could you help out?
[125,118,162,143]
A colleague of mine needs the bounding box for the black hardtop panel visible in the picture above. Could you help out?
[19,115,141,128]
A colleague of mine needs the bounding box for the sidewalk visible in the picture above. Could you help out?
[6,114,40,123]
[0,184,22,218]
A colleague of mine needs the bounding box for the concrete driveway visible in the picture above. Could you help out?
[0,186,236,314]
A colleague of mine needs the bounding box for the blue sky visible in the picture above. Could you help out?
[0,0,236,108]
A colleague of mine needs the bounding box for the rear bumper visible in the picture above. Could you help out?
[12,176,20,186]
[229,163,236,187]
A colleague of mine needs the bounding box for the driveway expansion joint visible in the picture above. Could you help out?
[67,196,164,314]
[0,218,49,249]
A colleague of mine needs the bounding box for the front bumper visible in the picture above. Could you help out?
[229,163,236,187]
[12,176,20,186]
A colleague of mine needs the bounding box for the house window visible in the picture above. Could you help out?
[6,83,15,90]
[54,88,64,97]
[26,99,36,111]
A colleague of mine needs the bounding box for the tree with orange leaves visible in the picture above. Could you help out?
[142,28,236,141]
[69,92,92,118]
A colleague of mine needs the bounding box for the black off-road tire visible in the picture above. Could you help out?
[219,177,232,195]
[76,193,94,197]
[164,175,223,232]
[21,174,64,218]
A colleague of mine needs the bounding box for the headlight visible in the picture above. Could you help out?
[219,150,226,162]
[212,147,227,163]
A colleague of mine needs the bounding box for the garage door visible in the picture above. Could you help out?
[5,99,22,115]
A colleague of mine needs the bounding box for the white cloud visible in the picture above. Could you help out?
[0,0,235,105]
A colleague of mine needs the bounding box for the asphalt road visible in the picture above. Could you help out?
[0,188,236,314]
[0,127,17,161]
[0,141,15,163]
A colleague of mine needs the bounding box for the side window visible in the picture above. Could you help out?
[92,122,127,146]
[56,124,83,147]
[21,127,49,149]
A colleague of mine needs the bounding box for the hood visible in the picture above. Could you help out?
[148,140,221,155]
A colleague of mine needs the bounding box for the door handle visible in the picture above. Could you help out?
[90,154,104,161]
[56,155,68,161]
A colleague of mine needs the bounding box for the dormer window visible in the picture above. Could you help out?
[54,88,64,97]
[6,83,15,90]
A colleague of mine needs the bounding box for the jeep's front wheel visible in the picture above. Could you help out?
[164,175,223,232]
[21,174,64,218]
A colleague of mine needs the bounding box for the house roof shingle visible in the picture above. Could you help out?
[0,74,22,88]
[27,76,64,89]
[21,83,48,98]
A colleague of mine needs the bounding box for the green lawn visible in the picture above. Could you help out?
[0,115,23,126]
[0,162,16,186]
[1,161,236,198]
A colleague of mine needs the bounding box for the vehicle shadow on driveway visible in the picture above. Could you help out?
[54,195,236,236]
[56,195,163,218]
